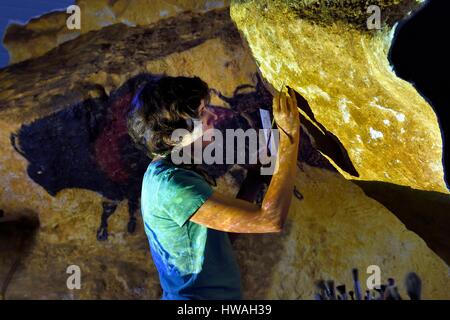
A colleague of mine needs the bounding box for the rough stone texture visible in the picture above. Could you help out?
[0,8,260,299]
[0,9,254,122]
[3,0,230,64]
[0,4,449,300]
[234,163,450,299]
[230,0,449,194]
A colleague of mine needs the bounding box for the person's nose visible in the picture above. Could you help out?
[198,102,205,114]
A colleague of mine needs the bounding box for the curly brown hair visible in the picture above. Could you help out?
[127,75,210,158]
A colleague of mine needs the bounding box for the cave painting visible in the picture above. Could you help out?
[10,73,277,241]
[10,70,357,242]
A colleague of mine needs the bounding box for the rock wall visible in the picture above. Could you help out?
[0,7,260,299]
[230,0,448,193]
[1,2,449,299]
[3,0,230,64]
[234,163,450,299]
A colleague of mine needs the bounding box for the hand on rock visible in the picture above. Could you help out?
[273,86,300,142]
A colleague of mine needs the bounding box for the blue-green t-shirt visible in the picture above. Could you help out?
[141,158,242,300]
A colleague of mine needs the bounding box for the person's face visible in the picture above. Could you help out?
[176,97,214,149]
[198,98,208,116]
[198,98,216,147]
[199,89,220,131]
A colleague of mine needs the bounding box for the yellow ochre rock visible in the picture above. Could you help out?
[3,0,230,64]
[1,3,449,300]
[233,163,450,299]
[0,8,258,299]
[230,0,449,194]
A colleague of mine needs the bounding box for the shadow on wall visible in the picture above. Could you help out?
[253,66,359,178]
[0,209,40,300]
[353,180,450,265]
[293,90,359,178]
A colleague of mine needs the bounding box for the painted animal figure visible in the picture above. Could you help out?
[11,73,273,241]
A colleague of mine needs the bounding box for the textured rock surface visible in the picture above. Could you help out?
[1,4,449,300]
[3,0,230,64]
[234,163,450,299]
[230,0,449,193]
[0,9,253,123]
[0,8,259,299]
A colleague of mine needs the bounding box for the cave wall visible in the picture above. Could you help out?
[3,0,231,65]
[0,7,259,299]
[230,0,448,194]
[0,2,449,299]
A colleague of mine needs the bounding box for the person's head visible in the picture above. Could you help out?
[127,75,211,158]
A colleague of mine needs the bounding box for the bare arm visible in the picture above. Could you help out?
[190,87,300,233]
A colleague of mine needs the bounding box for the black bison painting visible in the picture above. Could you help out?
[10,73,274,241]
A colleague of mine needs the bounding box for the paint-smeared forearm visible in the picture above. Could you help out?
[190,88,300,233]
[260,126,299,230]
[258,87,300,231]
[191,129,299,233]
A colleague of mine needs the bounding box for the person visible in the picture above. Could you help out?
[127,75,300,300]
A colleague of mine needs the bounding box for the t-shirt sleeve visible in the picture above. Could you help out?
[159,168,213,227]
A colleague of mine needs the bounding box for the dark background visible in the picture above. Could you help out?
[390,0,450,188]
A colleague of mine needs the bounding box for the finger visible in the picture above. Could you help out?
[286,91,294,115]
[289,87,297,109]
[278,90,283,112]
[289,89,301,125]
[273,90,281,112]
[285,92,293,116]
[280,92,287,114]
[289,89,298,116]
[287,92,293,115]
